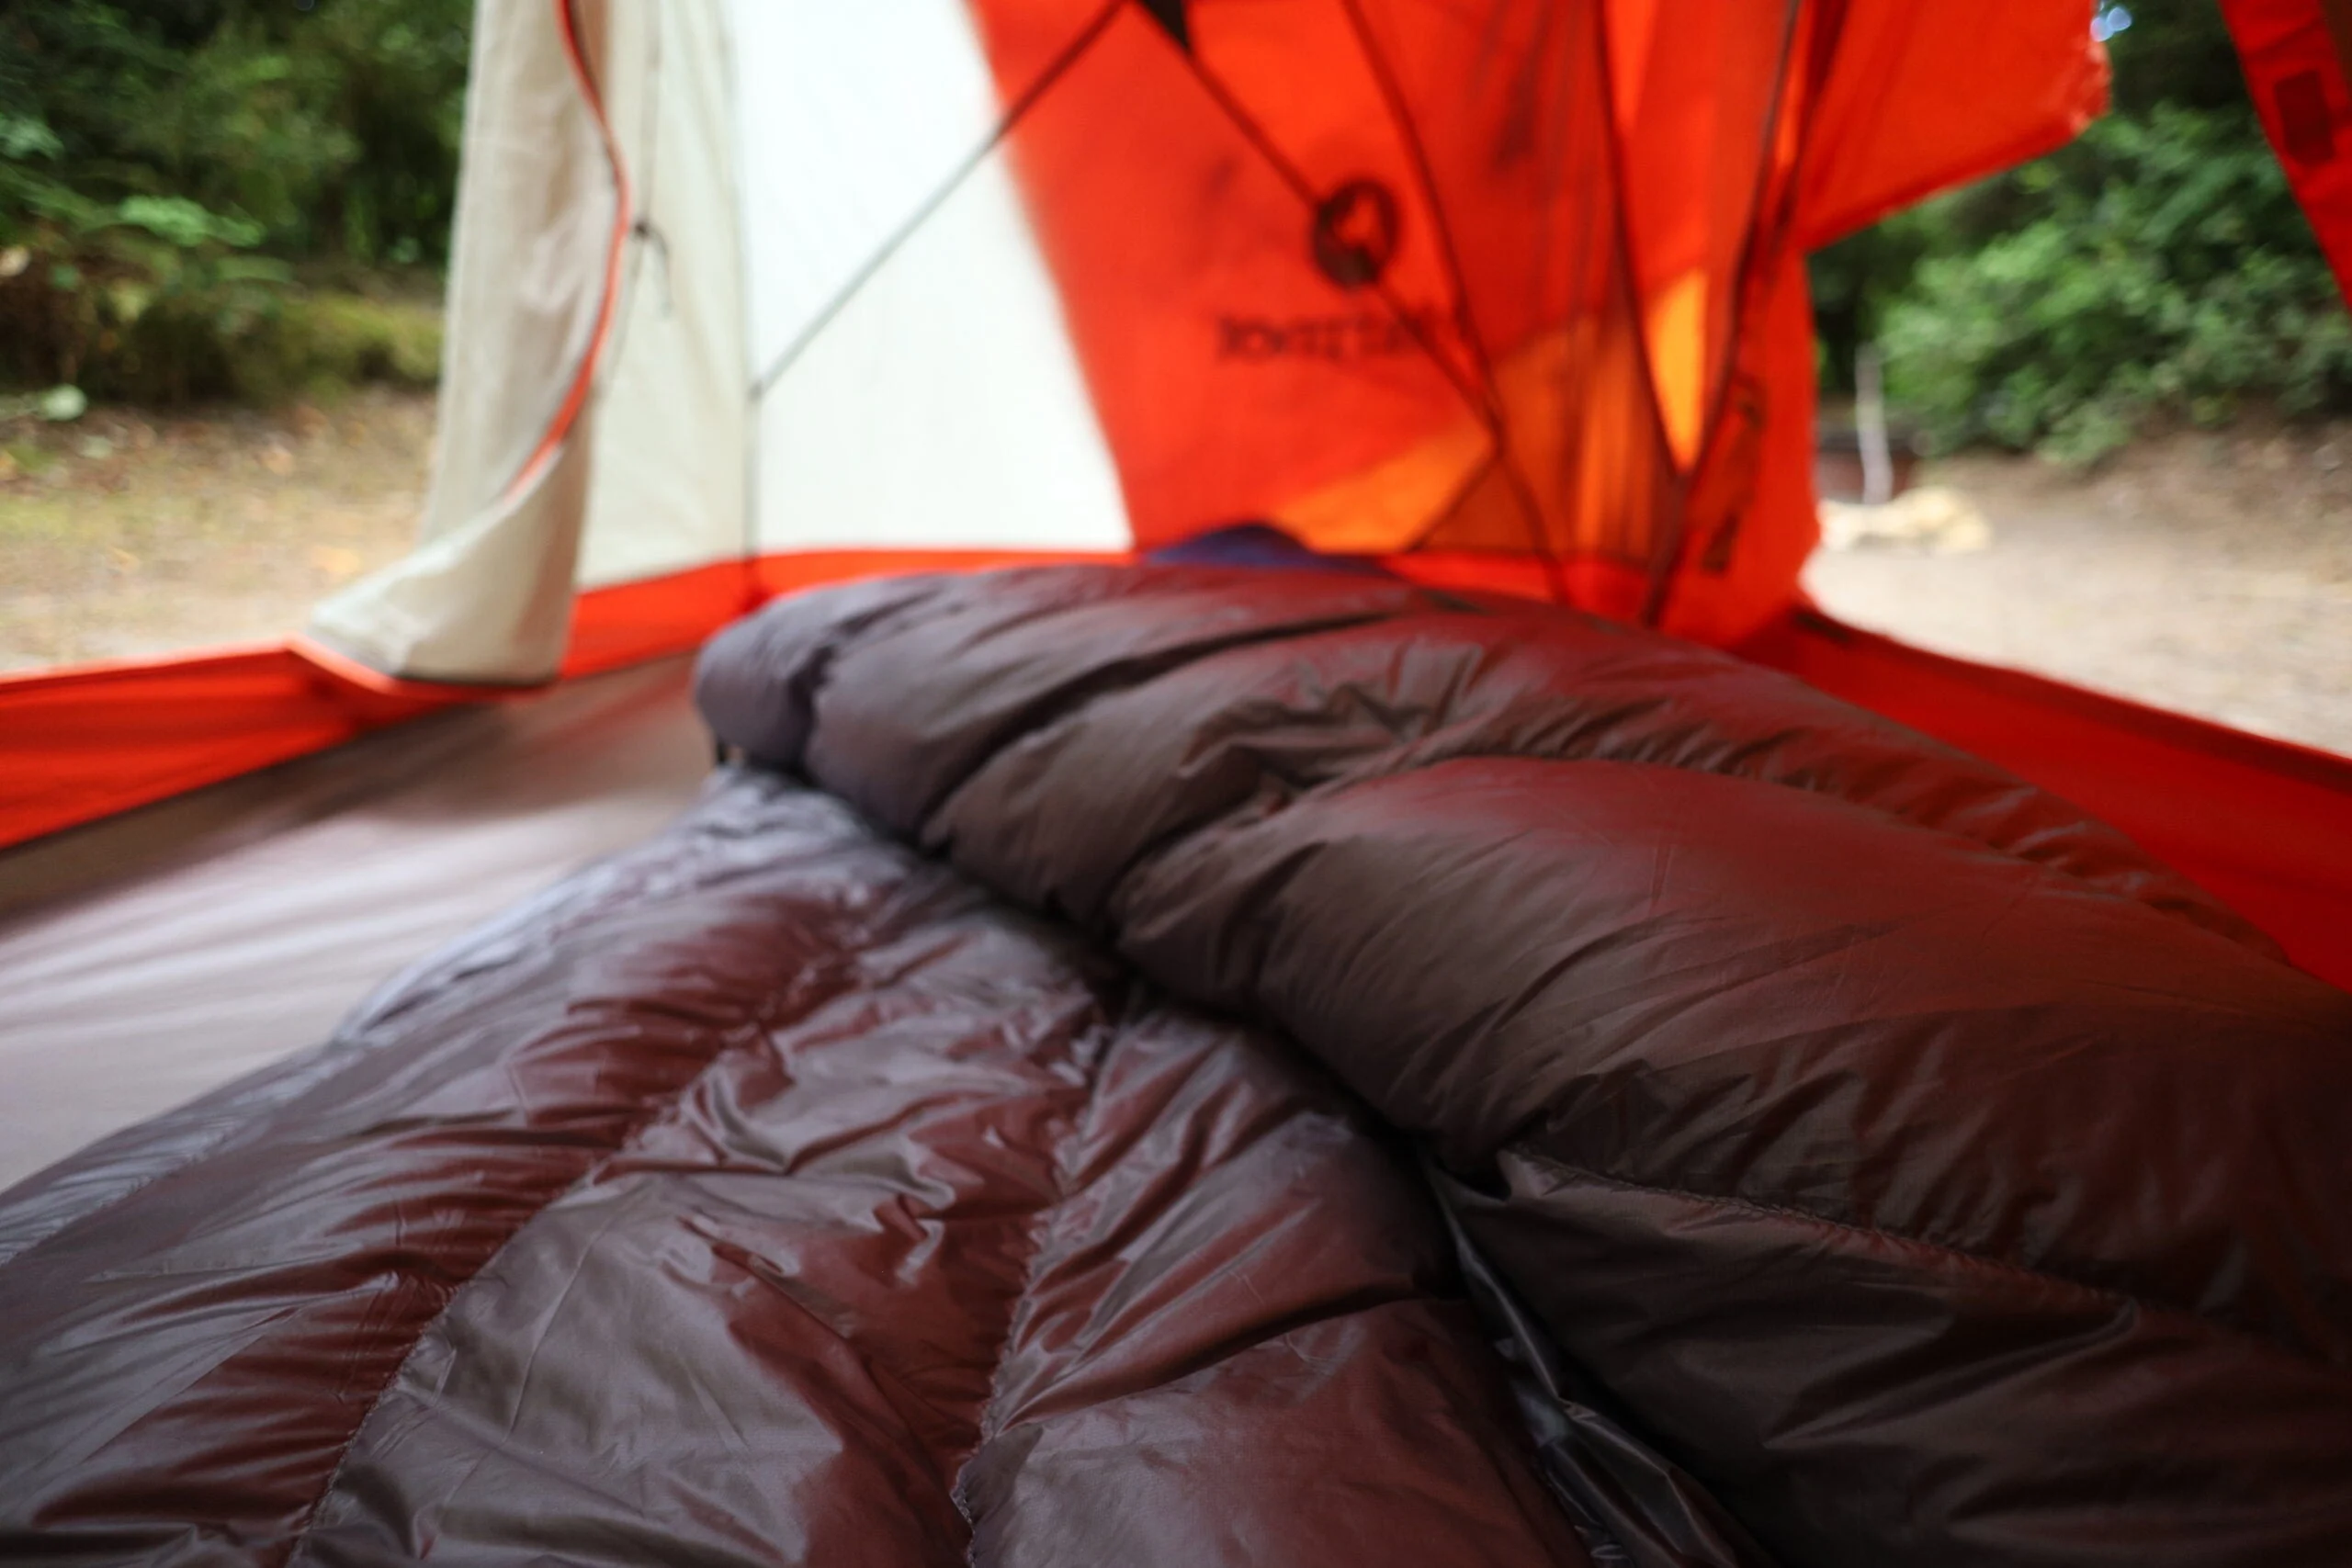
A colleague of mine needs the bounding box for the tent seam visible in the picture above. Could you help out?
[1505,1147,2349,1374]
[950,998,1114,1547]
[0,833,722,1272]
[1084,735,2254,963]
[277,932,864,1566]
[745,0,1125,400]
[1261,719,2259,951]
[909,604,1414,833]
[1327,0,1569,601]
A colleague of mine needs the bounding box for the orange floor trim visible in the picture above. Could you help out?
[1743,608,2352,989]
[0,550,1127,853]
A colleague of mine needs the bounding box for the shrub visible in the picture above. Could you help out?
[0,0,467,401]
[1880,107,2352,463]
[0,257,440,404]
[0,1,469,264]
[1810,3,2352,462]
[232,290,442,403]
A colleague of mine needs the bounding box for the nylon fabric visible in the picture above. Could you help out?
[2222,0,2352,306]
[695,564,2352,1567]
[5,564,2347,1562]
[0,551,1120,854]
[305,0,624,682]
[1743,610,2352,989]
[0,648,449,852]
[6,0,2121,836]
[0,655,711,1192]
[0,771,1592,1568]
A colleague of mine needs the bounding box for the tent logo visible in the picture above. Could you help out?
[1216,309,1447,363]
[1311,178,1401,290]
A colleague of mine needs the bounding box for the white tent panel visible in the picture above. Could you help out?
[750,142,1129,554]
[312,0,1127,682]
[308,0,617,682]
[579,0,748,588]
[729,0,1126,555]
[729,1,1011,379]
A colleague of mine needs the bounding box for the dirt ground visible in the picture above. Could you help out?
[1806,419,2352,756]
[4,391,2347,758]
[0,389,429,670]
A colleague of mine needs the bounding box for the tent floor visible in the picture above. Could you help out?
[0,656,713,1191]
[6,611,2346,1194]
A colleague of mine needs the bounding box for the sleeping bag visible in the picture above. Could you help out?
[2,564,2347,1567]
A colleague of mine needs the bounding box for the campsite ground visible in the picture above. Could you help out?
[0,390,426,671]
[3,391,2348,758]
[1804,418,2352,756]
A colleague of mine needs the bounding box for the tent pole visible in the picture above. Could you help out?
[1856,344,1894,507]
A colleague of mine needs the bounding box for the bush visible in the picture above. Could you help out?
[241,291,441,402]
[0,1,469,263]
[1879,107,2352,463]
[1810,2,2352,462]
[0,256,439,404]
[0,0,468,401]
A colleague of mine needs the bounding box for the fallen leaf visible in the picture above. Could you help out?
[257,442,296,477]
[308,544,366,580]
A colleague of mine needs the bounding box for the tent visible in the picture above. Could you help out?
[10,558,2352,1563]
[6,8,2352,1560]
[2,0,2350,1169]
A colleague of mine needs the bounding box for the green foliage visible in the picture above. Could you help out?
[1883,107,2352,463]
[0,0,468,400]
[0,259,440,404]
[239,291,442,402]
[0,109,62,161]
[0,0,469,261]
[1811,7,2352,462]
